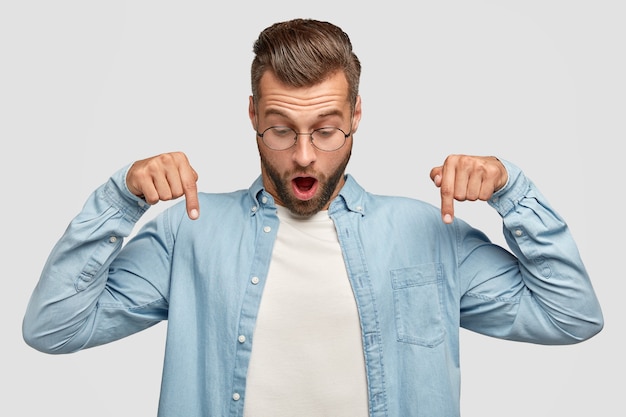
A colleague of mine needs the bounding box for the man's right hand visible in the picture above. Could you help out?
[127,151,200,220]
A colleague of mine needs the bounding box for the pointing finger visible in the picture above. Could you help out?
[439,180,455,224]
[430,165,453,224]
[182,167,200,220]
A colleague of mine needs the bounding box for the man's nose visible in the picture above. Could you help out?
[292,134,317,167]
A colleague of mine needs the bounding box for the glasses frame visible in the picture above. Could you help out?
[256,125,352,152]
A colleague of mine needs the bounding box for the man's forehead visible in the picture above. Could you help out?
[256,71,350,114]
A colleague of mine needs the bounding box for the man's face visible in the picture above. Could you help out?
[249,71,362,216]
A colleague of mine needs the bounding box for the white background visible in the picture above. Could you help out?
[2,1,623,416]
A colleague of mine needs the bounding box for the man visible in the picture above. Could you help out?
[23,18,603,417]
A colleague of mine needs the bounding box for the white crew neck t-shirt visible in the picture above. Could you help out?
[243,206,368,417]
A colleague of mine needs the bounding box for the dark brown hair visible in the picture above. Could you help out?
[251,19,361,109]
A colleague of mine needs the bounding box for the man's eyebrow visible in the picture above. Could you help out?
[263,108,289,118]
[317,109,344,118]
[263,108,345,119]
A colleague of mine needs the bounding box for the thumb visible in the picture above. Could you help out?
[430,166,443,186]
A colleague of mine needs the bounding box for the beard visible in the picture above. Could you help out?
[260,151,351,217]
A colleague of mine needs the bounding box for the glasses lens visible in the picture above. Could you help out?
[311,127,347,151]
[261,127,296,150]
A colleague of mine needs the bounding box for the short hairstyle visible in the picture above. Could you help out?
[251,19,361,110]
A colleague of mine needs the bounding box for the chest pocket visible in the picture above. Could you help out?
[391,263,445,347]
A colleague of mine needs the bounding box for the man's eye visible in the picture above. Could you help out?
[315,128,336,138]
[272,127,293,137]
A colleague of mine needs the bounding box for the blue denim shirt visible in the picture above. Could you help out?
[23,160,603,417]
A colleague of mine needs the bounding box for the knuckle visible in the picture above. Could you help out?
[160,190,174,201]
[144,194,160,205]
[440,185,454,198]
[478,190,492,200]
[183,180,198,192]
[453,192,466,201]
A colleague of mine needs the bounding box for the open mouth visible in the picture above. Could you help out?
[292,176,318,200]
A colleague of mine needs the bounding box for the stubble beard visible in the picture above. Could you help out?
[260,151,351,217]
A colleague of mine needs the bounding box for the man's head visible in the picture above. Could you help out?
[248,19,363,216]
[250,18,361,111]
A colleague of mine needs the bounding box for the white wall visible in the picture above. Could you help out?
[2,1,623,416]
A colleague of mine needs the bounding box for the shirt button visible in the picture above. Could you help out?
[356,206,363,212]
[232,393,241,401]
[251,206,258,212]
[263,226,271,233]
[238,335,246,343]
[261,196,268,204]
[109,236,118,243]
[251,276,260,285]
[515,229,523,237]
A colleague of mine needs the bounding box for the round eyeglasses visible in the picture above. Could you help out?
[256,126,351,152]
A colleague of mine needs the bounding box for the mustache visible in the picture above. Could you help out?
[287,169,322,180]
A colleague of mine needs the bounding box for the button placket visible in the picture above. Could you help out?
[229,201,278,415]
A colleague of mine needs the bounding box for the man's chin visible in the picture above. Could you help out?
[283,196,327,217]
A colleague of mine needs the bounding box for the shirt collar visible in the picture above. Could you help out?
[331,174,366,216]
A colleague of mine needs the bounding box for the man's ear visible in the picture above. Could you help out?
[248,96,257,129]
[351,95,362,134]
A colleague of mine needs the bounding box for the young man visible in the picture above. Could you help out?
[23,18,603,417]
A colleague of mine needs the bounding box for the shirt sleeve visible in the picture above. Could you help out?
[22,164,171,353]
[458,159,603,344]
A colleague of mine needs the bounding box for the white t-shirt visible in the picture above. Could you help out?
[243,206,369,417]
